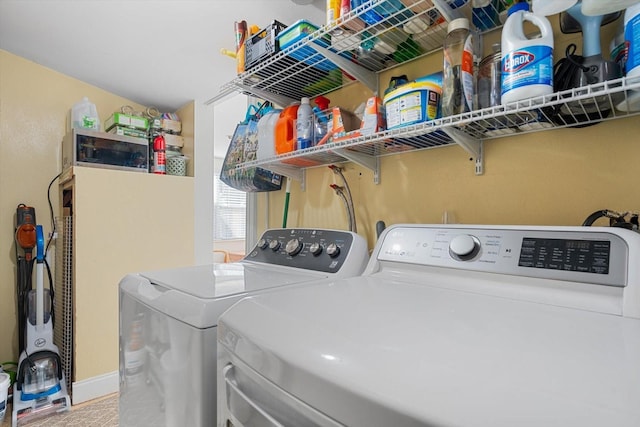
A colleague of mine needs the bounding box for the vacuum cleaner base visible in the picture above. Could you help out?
[12,382,70,426]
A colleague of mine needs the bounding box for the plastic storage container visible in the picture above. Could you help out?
[313,96,331,145]
[276,19,352,71]
[383,73,442,130]
[71,97,100,131]
[501,2,554,104]
[244,20,287,70]
[276,20,336,71]
[478,43,502,109]
[442,18,474,116]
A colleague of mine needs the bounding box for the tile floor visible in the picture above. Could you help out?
[1,393,118,427]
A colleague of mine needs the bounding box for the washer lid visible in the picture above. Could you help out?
[121,263,329,329]
[219,275,640,427]
[139,262,325,299]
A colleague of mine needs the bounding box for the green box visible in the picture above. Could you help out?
[108,125,148,139]
[105,112,149,131]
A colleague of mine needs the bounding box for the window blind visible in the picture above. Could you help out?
[214,174,246,240]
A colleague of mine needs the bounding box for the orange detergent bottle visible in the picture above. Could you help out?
[275,103,320,167]
[275,104,299,155]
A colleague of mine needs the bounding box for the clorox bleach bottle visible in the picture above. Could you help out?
[501,2,554,104]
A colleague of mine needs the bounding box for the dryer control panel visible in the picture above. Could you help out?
[244,228,367,274]
[375,225,631,287]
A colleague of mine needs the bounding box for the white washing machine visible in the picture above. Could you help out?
[118,228,369,427]
[218,224,640,427]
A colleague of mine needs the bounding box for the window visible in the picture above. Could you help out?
[213,173,246,240]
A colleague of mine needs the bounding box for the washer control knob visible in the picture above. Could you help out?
[309,242,323,256]
[285,239,303,256]
[449,234,480,261]
[269,239,281,251]
[257,238,269,250]
[326,243,340,258]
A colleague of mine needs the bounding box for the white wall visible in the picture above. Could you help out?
[194,101,215,264]
[213,94,249,159]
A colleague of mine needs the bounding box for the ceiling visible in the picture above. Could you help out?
[0,0,325,113]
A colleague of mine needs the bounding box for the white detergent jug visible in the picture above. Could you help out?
[71,97,100,130]
[257,109,281,161]
[501,2,554,104]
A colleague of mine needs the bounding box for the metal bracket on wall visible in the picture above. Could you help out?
[262,164,306,191]
[234,83,297,109]
[307,44,379,94]
[333,148,380,184]
[442,128,483,175]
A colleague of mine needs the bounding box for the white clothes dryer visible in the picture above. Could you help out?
[218,224,640,427]
[118,228,368,427]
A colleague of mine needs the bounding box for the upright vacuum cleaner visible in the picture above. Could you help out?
[13,205,70,426]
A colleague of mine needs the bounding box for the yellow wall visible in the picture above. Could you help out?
[262,21,640,249]
[0,49,189,365]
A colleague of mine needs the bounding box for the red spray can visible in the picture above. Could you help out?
[153,134,166,174]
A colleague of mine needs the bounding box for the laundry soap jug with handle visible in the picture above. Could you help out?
[275,103,300,155]
[501,1,554,104]
[71,97,100,131]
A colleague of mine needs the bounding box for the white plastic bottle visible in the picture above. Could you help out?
[71,97,100,130]
[296,97,314,150]
[442,18,475,116]
[257,109,281,160]
[625,3,640,80]
[501,2,554,104]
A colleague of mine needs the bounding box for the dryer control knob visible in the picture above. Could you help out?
[449,234,480,261]
[285,239,303,256]
[326,243,340,258]
[309,242,323,256]
[269,240,281,251]
[257,238,269,250]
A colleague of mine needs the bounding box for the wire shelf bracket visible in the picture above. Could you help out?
[263,163,306,191]
[333,148,381,184]
[442,127,483,175]
[307,43,379,94]
[234,83,298,109]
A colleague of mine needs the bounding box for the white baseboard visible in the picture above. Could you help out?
[72,371,118,405]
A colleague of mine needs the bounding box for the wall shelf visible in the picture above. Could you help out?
[208,0,454,106]
[208,0,640,181]
[235,76,640,179]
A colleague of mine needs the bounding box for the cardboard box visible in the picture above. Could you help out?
[108,125,148,139]
[331,107,361,142]
[105,113,149,131]
[161,118,181,134]
[163,133,184,148]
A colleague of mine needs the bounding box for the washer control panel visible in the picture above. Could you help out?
[376,225,629,287]
[245,229,357,273]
